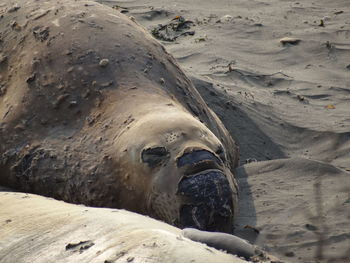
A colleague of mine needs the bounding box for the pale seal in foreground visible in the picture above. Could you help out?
[0,191,254,263]
[0,191,281,263]
[0,0,239,232]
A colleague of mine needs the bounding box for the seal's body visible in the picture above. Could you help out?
[0,0,239,232]
[0,191,249,263]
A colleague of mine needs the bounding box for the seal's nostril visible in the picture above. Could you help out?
[177,150,221,168]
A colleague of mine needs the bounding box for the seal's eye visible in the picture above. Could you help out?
[141,147,170,167]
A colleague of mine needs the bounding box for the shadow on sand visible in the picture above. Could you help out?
[192,75,287,243]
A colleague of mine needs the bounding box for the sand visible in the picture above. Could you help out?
[0,0,349,262]
[99,0,350,262]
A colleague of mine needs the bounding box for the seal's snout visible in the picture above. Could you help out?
[177,171,234,232]
[176,150,234,233]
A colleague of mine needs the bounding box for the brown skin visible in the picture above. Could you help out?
[0,0,239,230]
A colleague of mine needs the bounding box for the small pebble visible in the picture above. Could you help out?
[297,95,305,101]
[279,37,301,45]
[69,100,78,107]
[245,158,257,164]
[325,104,336,109]
[100,81,113,88]
[218,15,233,23]
[99,59,109,67]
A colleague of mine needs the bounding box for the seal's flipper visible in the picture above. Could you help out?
[182,228,256,260]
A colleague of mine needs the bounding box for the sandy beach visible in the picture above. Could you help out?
[0,0,349,262]
[100,0,350,262]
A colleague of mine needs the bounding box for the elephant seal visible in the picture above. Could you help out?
[0,191,250,263]
[0,190,281,263]
[0,0,239,232]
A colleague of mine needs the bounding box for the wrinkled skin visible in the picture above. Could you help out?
[116,108,238,231]
[0,0,239,232]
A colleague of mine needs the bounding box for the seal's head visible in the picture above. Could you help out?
[114,105,238,233]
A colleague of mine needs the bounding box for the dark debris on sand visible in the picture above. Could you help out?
[152,16,195,41]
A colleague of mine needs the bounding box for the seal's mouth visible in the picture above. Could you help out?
[176,150,234,233]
